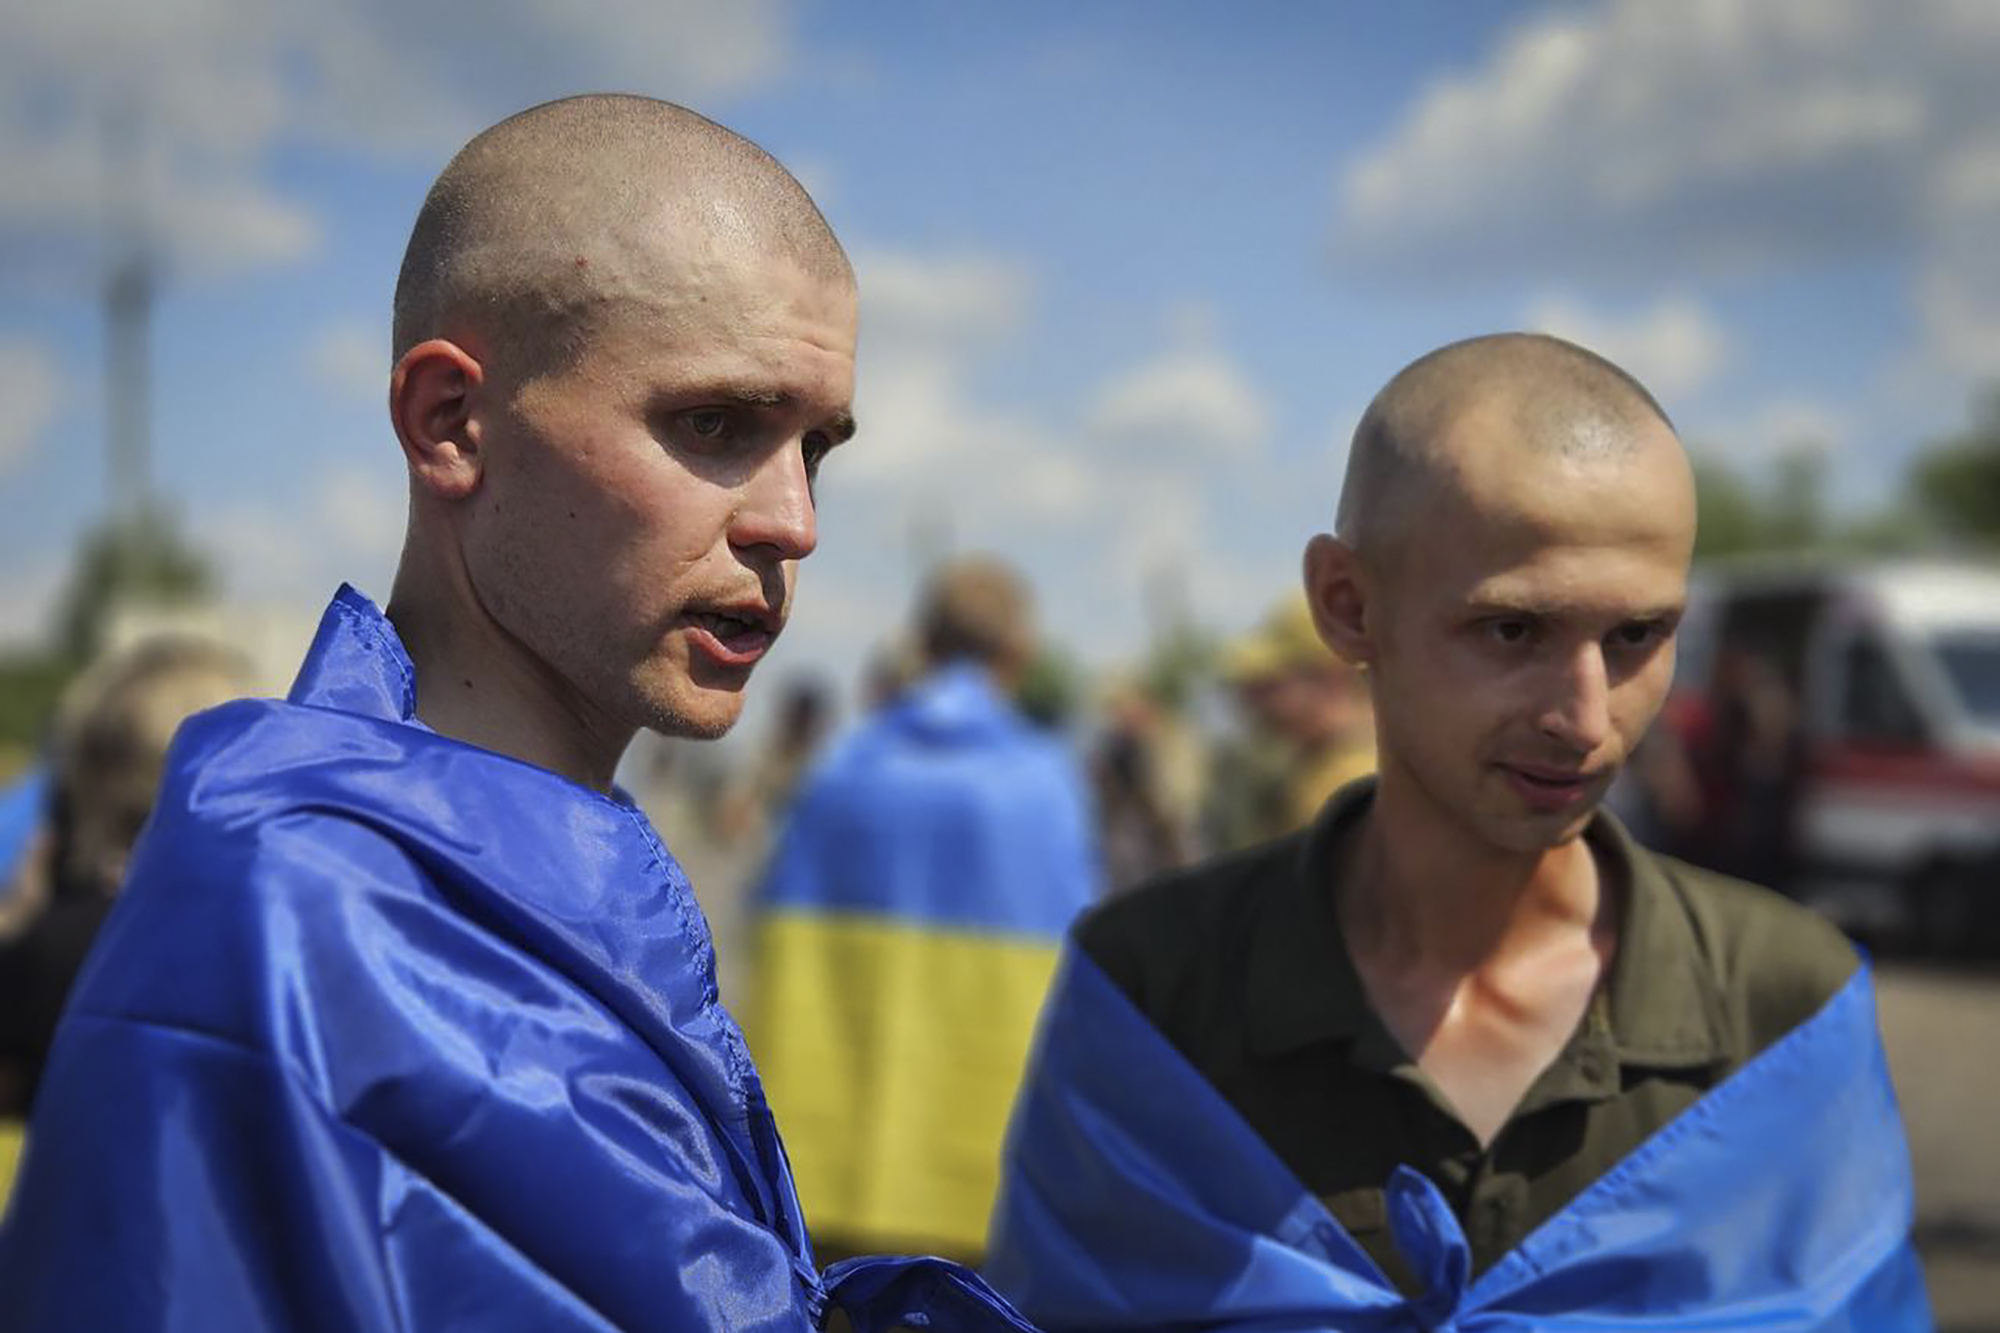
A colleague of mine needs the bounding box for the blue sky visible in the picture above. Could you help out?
[4,0,1998,722]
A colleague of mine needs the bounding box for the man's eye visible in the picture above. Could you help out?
[1489,619,1533,645]
[685,409,729,439]
[1612,621,1665,650]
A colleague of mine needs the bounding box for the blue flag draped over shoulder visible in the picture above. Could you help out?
[0,587,1033,1333]
[987,949,1931,1332]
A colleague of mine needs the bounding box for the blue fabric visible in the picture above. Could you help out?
[0,585,1033,1333]
[760,663,1096,938]
[0,765,47,888]
[987,949,1932,1332]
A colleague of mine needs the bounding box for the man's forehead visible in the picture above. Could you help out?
[576,284,858,426]
[1413,505,1691,616]
[1461,557,1689,614]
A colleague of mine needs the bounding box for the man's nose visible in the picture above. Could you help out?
[1537,644,1613,753]
[730,441,817,562]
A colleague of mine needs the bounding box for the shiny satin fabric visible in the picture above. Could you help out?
[747,665,1096,1255]
[986,949,1932,1332]
[0,586,1035,1332]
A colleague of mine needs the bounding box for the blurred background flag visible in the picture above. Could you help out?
[742,557,1099,1262]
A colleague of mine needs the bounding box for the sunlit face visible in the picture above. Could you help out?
[1363,410,1695,855]
[460,245,858,741]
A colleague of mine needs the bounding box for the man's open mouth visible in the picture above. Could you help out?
[1511,768,1586,788]
[692,609,769,636]
[687,608,778,666]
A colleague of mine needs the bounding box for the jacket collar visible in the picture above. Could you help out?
[1245,782,1732,1078]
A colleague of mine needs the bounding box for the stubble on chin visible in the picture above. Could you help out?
[636,678,746,742]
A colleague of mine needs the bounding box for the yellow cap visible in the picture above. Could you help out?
[1221,595,1328,683]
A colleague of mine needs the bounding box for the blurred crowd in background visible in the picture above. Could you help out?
[6,535,1995,1257]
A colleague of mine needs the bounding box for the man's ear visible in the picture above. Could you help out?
[1303,533,1376,670]
[390,339,486,501]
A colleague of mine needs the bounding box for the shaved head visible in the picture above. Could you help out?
[382,94,861,778]
[1305,332,1696,858]
[1336,333,1677,571]
[392,94,852,381]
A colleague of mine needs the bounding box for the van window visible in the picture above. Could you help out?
[1841,635,1927,745]
[1935,630,2000,726]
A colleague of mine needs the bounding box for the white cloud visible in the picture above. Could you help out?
[838,250,1069,522]
[204,502,312,592]
[307,322,388,405]
[1912,139,2000,382]
[198,462,404,607]
[853,249,1032,350]
[0,0,315,283]
[315,464,405,562]
[0,340,63,479]
[1524,295,1730,401]
[1334,0,1984,283]
[1086,342,1270,459]
[0,0,801,286]
[1689,395,1852,463]
[1335,0,2000,448]
[784,250,1317,683]
[292,0,799,157]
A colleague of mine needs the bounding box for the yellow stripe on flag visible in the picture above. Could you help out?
[743,910,1061,1257]
[0,1119,23,1213]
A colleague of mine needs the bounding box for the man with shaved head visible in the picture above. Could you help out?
[1,96,1030,1332]
[988,334,1927,1328]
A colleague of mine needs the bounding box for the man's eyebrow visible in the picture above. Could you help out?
[714,386,789,408]
[1463,596,1684,621]
[1464,596,1549,619]
[706,387,857,442]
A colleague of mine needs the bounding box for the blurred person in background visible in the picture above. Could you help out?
[0,637,251,1117]
[858,635,924,714]
[746,554,1099,1265]
[0,637,250,1206]
[1616,643,1806,897]
[0,95,1031,1333]
[1205,595,1376,851]
[717,674,836,849]
[704,674,836,1003]
[1092,679,1200,893]
[989,333,1926,1328]
[1672,644,1807,894]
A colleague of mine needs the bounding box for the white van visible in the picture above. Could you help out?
[1657,557,2000,953]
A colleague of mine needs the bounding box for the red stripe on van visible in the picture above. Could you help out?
[1808,743,2000,797]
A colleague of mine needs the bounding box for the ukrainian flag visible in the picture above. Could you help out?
[987,950,1931,1331]
[744,665,1097,1259]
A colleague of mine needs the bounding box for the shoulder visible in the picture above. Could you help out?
[144,697,424,871]
[1644,845,1862,1050]
[1076,832,1305,1027]
[101,699,441,981]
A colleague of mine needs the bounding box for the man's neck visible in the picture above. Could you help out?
[386,560,632,794]
[1340,773,1608,977]
[1337,771,1624,1146]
